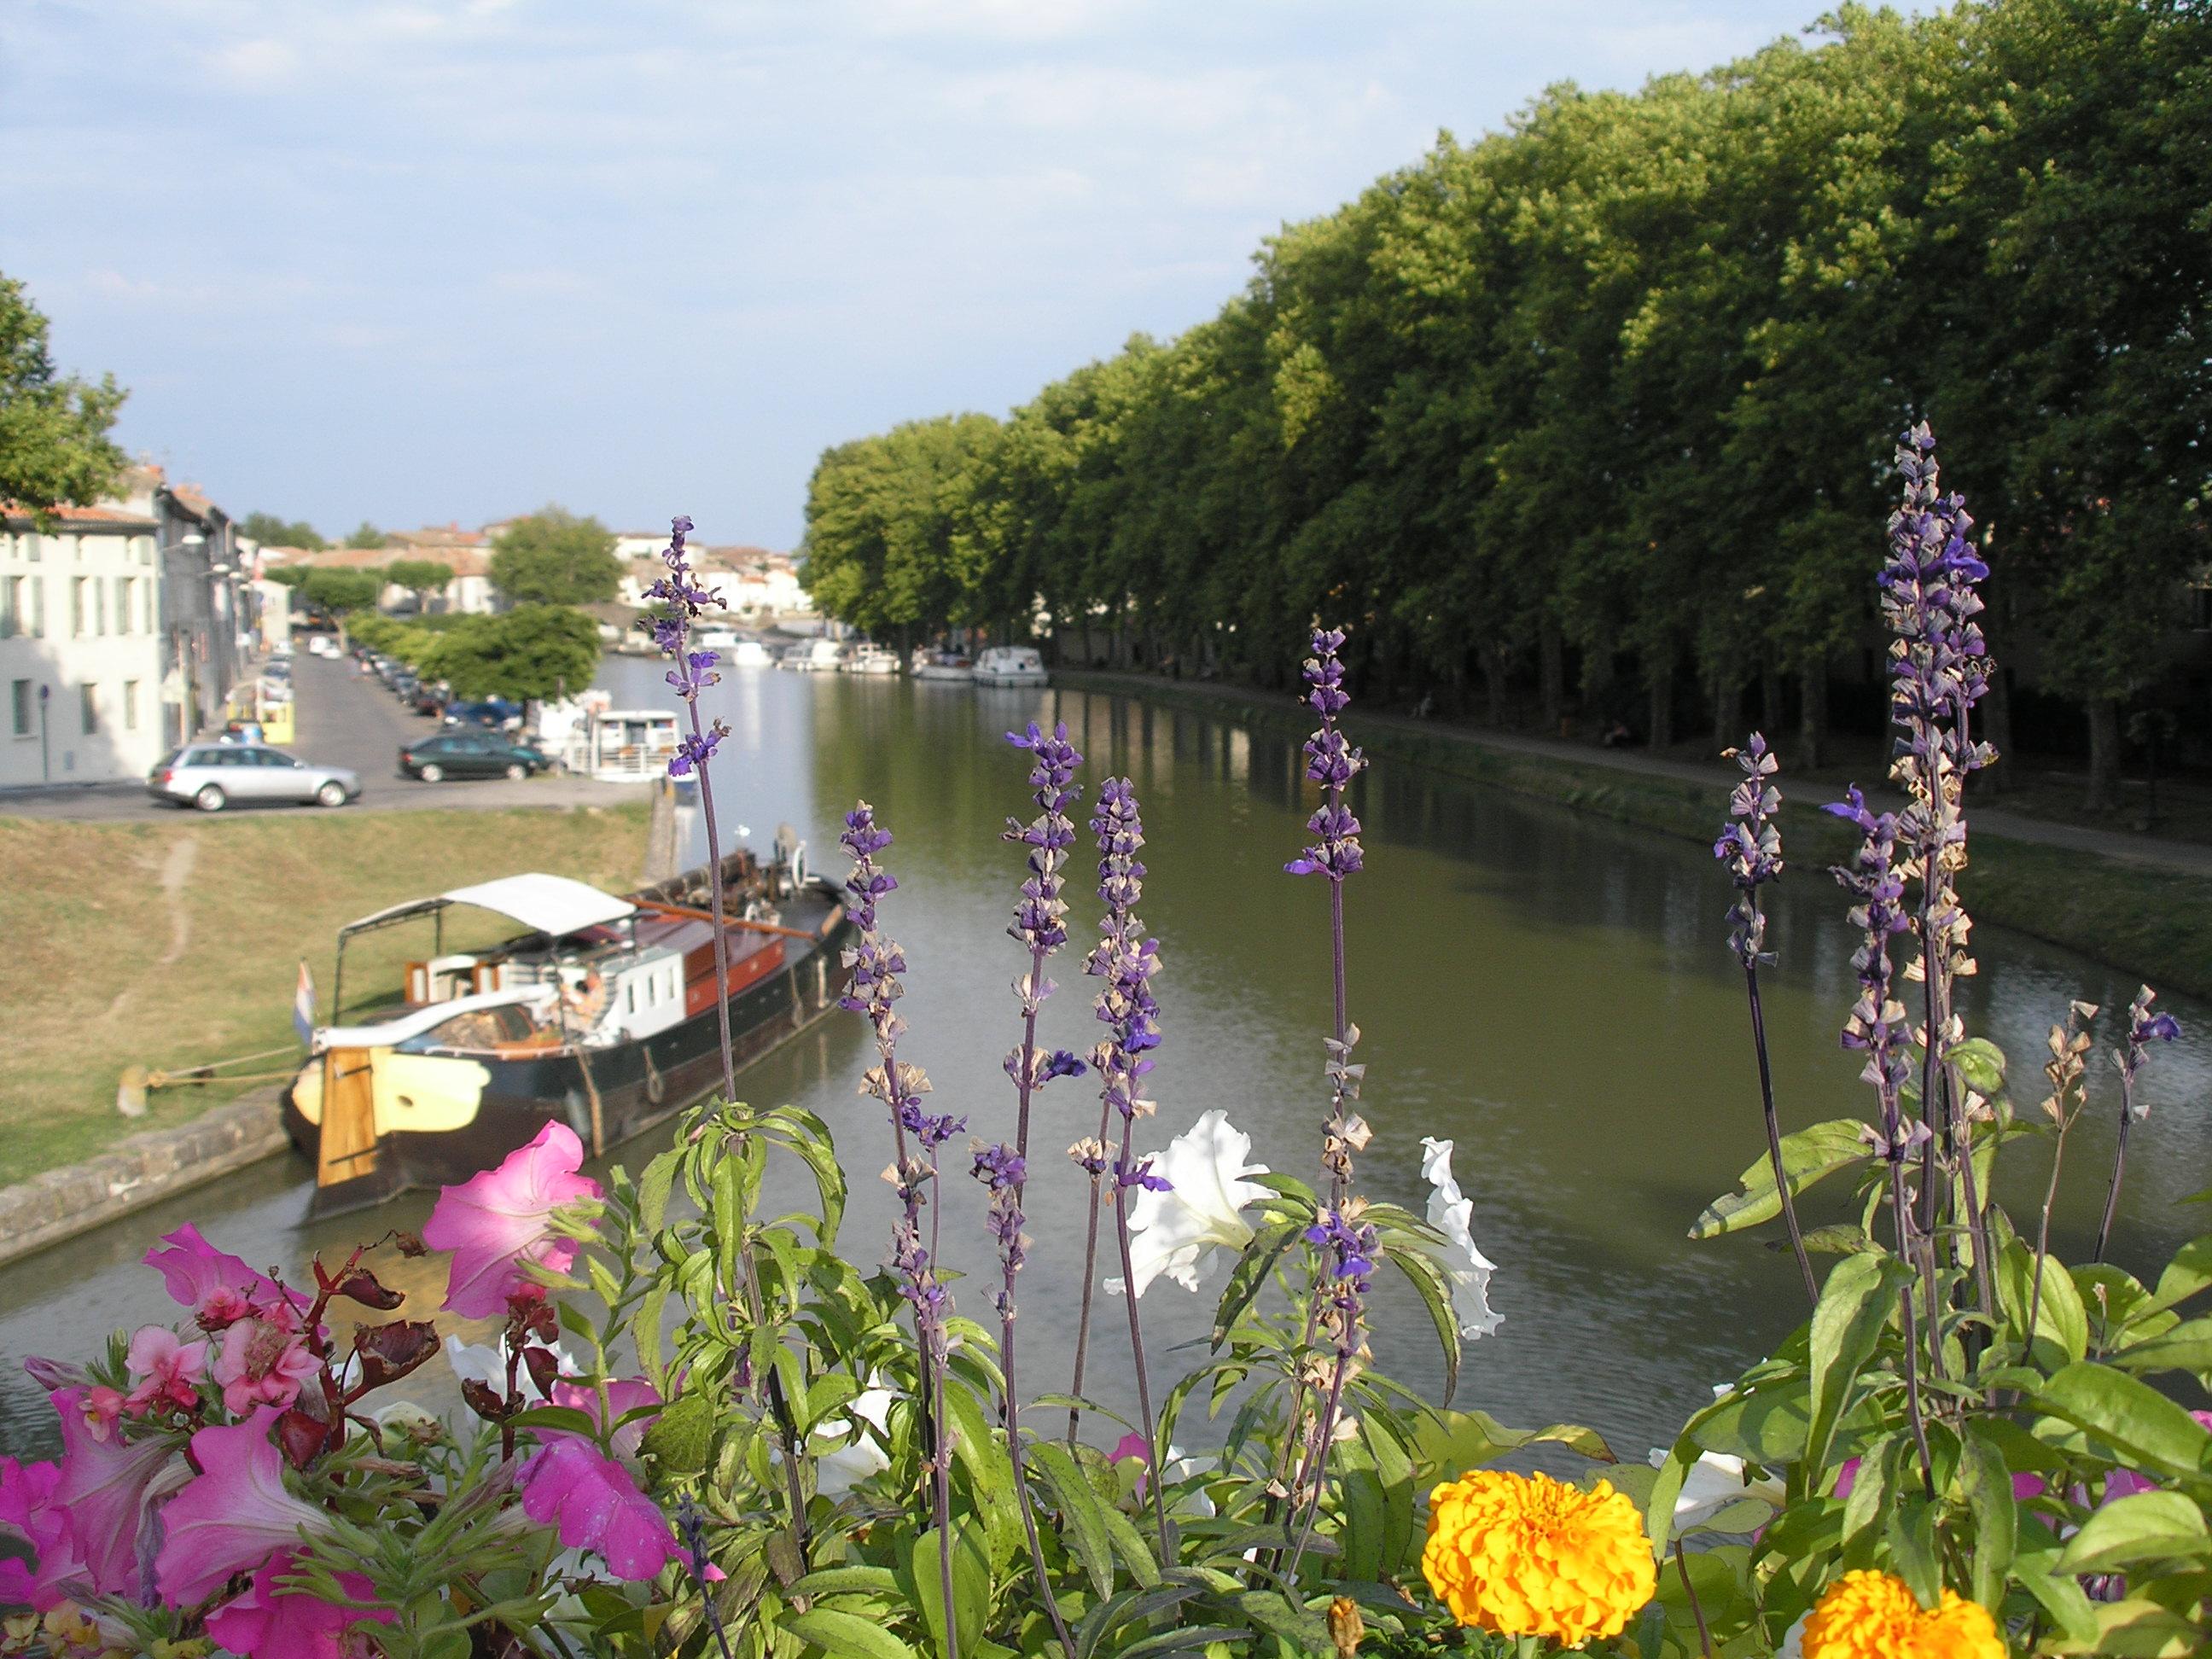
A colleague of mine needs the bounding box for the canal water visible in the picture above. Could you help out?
[3,661,2207,1464]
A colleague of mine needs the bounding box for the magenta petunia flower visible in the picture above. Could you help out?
[203,1549,393,1659]
[547,1376,661,1460]
[124,1326,210,1416]
[51,1386,183,1598]
[143,1224,311,1329]
[0,1455,84,1611]
[422,1121,602,1318]
[212,1317,318,1415]
[519,1435,674,1581]
[155,1410,335,1607]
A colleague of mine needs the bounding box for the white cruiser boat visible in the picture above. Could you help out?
[973,645,1049,687]
[843,643,900,675]
[778,639,847,672]
[911,649,975,683]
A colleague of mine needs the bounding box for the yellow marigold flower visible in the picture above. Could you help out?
[1421,1470,1657,1648]
[1801,1570,2005,1659]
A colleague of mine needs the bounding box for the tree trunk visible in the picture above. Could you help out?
[1647,660,1674,750]
[1713,675,1743,750]
[1479,643,1507,725]
[2085,696,2124,813]
[1799,661,1829,770]
[1540,619,1565,734]
[1760,667,1784,742]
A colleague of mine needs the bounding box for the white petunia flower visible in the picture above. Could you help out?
[1107,1109,1272,1298]
[813,1381,897,1499]
[442,1332,578,1406]
[1647,1447,1786,1530]
[1419,1137,1502,1339]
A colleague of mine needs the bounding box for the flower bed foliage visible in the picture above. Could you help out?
[4,446,2210,1658]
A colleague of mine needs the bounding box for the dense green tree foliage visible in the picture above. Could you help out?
[241,512,326,550]
[346,521,390,550]
[0,274,126,519]
[355,604,602,701]
[385,557,455,612]
[800,0,2209,794]
[298,568,381,619]
[490,506,621,605]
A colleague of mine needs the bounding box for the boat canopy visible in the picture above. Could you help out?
[340,873,638,941]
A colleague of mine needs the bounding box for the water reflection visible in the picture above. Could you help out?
[3,665,2204,1464]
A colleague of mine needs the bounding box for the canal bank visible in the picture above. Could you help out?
[1055,668,2212,1003]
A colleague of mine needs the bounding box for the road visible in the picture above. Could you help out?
[0,649,648,821]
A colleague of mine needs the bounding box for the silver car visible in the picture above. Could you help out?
[148,743,363,812]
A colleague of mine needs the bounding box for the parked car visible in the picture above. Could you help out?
[442,698,525,731]
[148,744,362,812]
[306,633,341,658]
[410,683,451,717]
[391,672,421,700]
[399,731,553,783]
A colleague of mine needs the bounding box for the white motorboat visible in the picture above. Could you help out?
[911,649,975,683]
[778,639,847,672]
[558,707,680,782]
[843,643,900,675]
[972,645,1049,687]
[727,637,774,667]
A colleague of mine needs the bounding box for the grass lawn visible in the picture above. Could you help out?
[0,802,653,1190]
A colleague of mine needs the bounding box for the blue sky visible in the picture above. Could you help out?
[3,0,1837,548]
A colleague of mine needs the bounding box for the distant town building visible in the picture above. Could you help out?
[615,545,810,618]
[0,492,170,785]
[265,538,498,616]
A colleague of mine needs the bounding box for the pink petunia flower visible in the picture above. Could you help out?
[212,1318,319,1416]
[143,1225,311,1330]
[517,1435,674,1581]
[547,1376,661,1460]
[203,1549,393,1659]
[50,1388,184,1599]
[422,1122,602,1318]
[123,1327,210,1417]
[155,1410,335,1608]
[75,1388,125,1443]
[0,1456,84,1611]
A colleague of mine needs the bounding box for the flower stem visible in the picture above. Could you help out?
[1110,1135,1173,1558]
[1067,1094,1113,1443]
[2094,1078,2136,1262]
[1743,964,1816,1305]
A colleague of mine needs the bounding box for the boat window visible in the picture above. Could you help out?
[398,1003,538,1053]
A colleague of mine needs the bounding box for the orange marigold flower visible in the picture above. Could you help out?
[1420,1470,1656,1647]
[1801,1570,2005,1659]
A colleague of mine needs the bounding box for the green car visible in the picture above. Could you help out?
[399,731,554,783]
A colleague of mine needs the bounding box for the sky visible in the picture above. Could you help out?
[3,0,1839,549]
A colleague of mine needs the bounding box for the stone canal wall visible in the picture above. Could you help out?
[0,1090,291,1269]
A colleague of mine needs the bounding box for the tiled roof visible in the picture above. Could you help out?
[2,501,160,532]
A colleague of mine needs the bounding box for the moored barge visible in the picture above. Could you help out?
[283,849,853,1214]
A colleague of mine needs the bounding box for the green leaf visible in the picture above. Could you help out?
[1998,1237,2088,1367]
[504,1405,599,1439]
[910,1524,991,1659]
[1384,1243,1462,1404]
[1360,1412,1417,1580]
[1210,1218,1303,1349]
[639,1389,713,1476]
[634,1284,669,1390]
[1411,1408,1615,1481]
[2148,1235,2212,1314]
[781,1117,848,1243]
[1959,1429,2016,1611]
[2034,1361,2212,1479]
[2053,1491,2212,1575]
[1032,1440,1117,1600]
[1689,1118,1869,1239]
[639,1146,680,1233]
[1099,1495,1164,1588]
[2011,1548,2101,1644]
[1807,1251,1910,1476]
[2109,1318,2212,1378]
[789,1566,905,1598]
[1949,1037,2006,1098]
[2039,1597,2211,1657]
[783,1608,921,1659]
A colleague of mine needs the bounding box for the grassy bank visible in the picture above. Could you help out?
[1059,671,2212,1003]
[0,803,653,1189]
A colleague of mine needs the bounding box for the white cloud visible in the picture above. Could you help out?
[207,36,301,89]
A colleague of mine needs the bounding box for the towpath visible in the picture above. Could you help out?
[1060,668,2212,881]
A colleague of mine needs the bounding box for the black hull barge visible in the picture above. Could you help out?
[282,850,854,1214]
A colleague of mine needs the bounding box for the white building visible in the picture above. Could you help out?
[0,504,171,786]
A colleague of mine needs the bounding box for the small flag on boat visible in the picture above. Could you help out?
[294,959,317,1045]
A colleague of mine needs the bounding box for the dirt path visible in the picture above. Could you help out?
[102,837,197,1022]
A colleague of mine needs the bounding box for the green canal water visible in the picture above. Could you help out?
[3,666,2205,1462]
